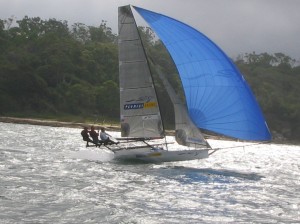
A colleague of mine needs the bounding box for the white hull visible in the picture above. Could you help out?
[113,147,209,163]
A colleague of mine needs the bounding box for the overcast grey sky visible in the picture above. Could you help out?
[1,0,300,60]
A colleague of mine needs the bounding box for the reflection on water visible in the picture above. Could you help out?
[171,166,265,180]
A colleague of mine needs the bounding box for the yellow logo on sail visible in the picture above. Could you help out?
[144,102,157,108]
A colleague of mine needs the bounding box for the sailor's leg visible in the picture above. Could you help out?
[110,140,119,145]
[104,139,109,145]
[92,140,98,147]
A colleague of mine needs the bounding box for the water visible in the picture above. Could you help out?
[0,122,299,223]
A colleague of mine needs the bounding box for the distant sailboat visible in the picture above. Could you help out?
[93,5,271,162]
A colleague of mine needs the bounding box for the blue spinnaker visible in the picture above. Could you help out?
[134,6,271,141]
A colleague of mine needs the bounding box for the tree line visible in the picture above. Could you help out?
[0,16,299,142]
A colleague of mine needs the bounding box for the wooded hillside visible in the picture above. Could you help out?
[0,17,299,142]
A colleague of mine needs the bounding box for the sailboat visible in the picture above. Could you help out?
[100,5,271,162]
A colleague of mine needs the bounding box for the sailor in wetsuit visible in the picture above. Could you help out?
[81,127,93,147]
[89,126,100,146]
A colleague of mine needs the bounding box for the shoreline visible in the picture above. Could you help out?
[0,116,299,145]
[0,116,120,131]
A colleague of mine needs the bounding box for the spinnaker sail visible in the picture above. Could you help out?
[134,6,271,141]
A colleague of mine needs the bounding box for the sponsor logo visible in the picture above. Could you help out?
[126,96,153,103]
[124,101,157,110]
[142,115,159,120]
[147,152,162,157]
[124,103,144,110]
[144,102,157,108]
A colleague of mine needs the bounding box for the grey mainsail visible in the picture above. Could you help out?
[118,5,163,138]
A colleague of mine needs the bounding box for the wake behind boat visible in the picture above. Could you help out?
[82,5,271,163]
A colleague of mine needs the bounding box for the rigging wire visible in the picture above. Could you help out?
[208,141,271,156]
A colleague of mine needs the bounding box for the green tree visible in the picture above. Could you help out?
[95,80,119,117]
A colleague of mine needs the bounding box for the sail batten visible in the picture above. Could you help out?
[134,6,271,141]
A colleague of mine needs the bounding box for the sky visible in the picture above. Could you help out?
[1,0,300,61]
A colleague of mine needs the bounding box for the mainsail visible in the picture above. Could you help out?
[118,6,163,138]
[134,6,271,141]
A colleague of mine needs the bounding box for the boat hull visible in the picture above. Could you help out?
[113,148,209,163]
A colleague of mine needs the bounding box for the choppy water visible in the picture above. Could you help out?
[0,122,299,223]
